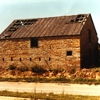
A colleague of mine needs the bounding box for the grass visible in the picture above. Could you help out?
[0,90,100,100]
[91,67,100,72]
[0,77,100,85]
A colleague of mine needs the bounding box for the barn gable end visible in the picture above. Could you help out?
[80,14,98,68]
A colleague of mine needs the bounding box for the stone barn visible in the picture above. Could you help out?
[0,13,98,70]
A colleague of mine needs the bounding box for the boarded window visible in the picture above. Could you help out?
[66,51,72,56]
[30,38,38,48]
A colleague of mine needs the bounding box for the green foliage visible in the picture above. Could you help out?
[9,65,16,70]
[18,66,29,72]
[70,69,76,74]
[0,77,100,85]
[0,90,99,100]
[54,77,68,82]
[53,68,64,74]
[91,67,100,72]
[31,65,47,74]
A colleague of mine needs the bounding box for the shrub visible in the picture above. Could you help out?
[53,68,64,74]
[9,65,16,70]
[18,66,29,72]
[31,65,47,74]
[91,67,100,72]
[70,69,76,74]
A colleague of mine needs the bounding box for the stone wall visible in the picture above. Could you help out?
[0,36,81,70]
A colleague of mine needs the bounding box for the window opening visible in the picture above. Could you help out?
[39,57,41,61]
[30,38,38,48]
[2,58,4,61]
[19,58,22,61]
[66,51,72,56]
[30,58,32,61]
[11,57,13,61]
[49,57,51,61]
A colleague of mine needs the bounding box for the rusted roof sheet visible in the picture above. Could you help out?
[0,14,89,39]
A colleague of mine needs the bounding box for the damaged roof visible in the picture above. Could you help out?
[0,14,90,39]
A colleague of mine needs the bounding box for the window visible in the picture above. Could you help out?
[30,38,38,48]
[66,51,72,56]
[87,29,91,42]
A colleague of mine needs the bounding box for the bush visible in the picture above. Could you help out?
[18,66,29,72]
[31,65,47,74]
[53,68,64,74]
[9,65,16,70]
[70,69,76,74]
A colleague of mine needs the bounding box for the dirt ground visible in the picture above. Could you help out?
[0,82,100,96]
[0,96,30,100]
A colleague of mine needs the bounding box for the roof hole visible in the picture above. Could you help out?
[75,15,85,22]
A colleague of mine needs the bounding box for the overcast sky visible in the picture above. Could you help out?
[0,0,100,42]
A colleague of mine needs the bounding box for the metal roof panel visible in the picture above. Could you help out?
[0,14,89,39]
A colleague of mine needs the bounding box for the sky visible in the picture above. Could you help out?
[0,0,100,42]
